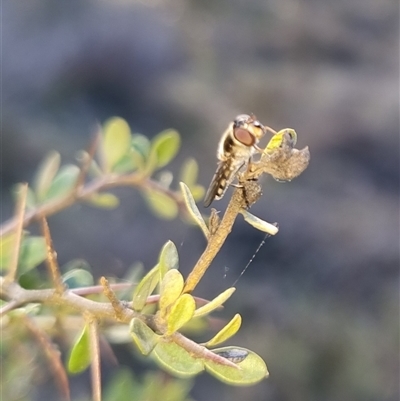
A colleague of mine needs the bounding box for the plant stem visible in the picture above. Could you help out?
[0,173,183,237]
[183,188,244,293]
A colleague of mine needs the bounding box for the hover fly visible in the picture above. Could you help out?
[203,114,270,207]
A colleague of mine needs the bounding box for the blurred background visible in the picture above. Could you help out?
[1,0,399,400]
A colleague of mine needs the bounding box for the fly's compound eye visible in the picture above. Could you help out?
[234,127,255,146]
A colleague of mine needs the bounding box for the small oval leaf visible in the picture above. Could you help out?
[34,151,61,201]
[0,233,16,271]
[103,117,132,171]
[180,158,199,187]
[204,314,242,347]
[131,134,151,171]
[240,210,279,235]
[204,347,268,386]
[180,182,209,238]
[150,129,181,169]
[45,165,80,201]
[62,268,94,289]
[18,236,47,273]
[142,189,178,220]
[194,287,236,318]
[158,240,179,280]
[130,318,160,355]
[67,325,91,374]
[166,294,196,335]
[132,265,160,311]
[85,192,120,209]
[152,340,204,377]
[159,269,184,312]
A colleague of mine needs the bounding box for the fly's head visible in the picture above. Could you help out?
[218,114,266,161]
[231,114,265,147]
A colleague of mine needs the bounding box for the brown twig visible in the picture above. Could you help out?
[5,183,28,282]
[0,173,185,237]
[41,217,65,294]
[183,188,244,293]
[100,277,126,321]
[23,315,71,401]
[88,317,101,401]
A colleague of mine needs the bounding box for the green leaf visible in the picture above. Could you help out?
[103,369,139,401]
[0,235,47,273]
[193,287,236,318]
[180,182,209,238]
[159,269,184,312]
[142,189,178,220]
[102,117,132,171]
[204,314,242,347]
[67,325,91,374]
[240,210,279,235]
[152,340,204,378]
[18,236,47,273]
[62,268,94,289]
[33,151,61,201]
[132,265,160,311]
[130,318,160,355]
[84,192,120,209]
[166,294,196,335]
[11,184,36,209]
[149,129,181,170]
[158,240,179,280]
[131,134,151,171]
[180,158,199,187]
[111,154,136,174]
[45,165,80,201]
[204,346,268,385]
[25,187,37,209]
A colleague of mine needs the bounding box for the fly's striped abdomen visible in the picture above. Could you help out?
[203,158,245,207]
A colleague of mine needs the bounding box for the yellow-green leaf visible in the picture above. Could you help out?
[204,314,242,347]
[166,294,196,335]
[33,151,61,201]
[102,117,132,171]
[204,346,268,385]
[152,340,204,377]
[265,128,297,152]
[132,265,160,311]
[189,185,205,202]
[0,233,16,270]
[130,318,160,355]
[180,182,209,238]
[45,165,80,201]
[159,269,184,312]
[240,210,279,235]
[179,158,199,187]
[142,189,178,220]
[193,287,236,318]
[84,192,120,209]
[150,129,180,169]
[67,325,91,374]
[158,240,179,280]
